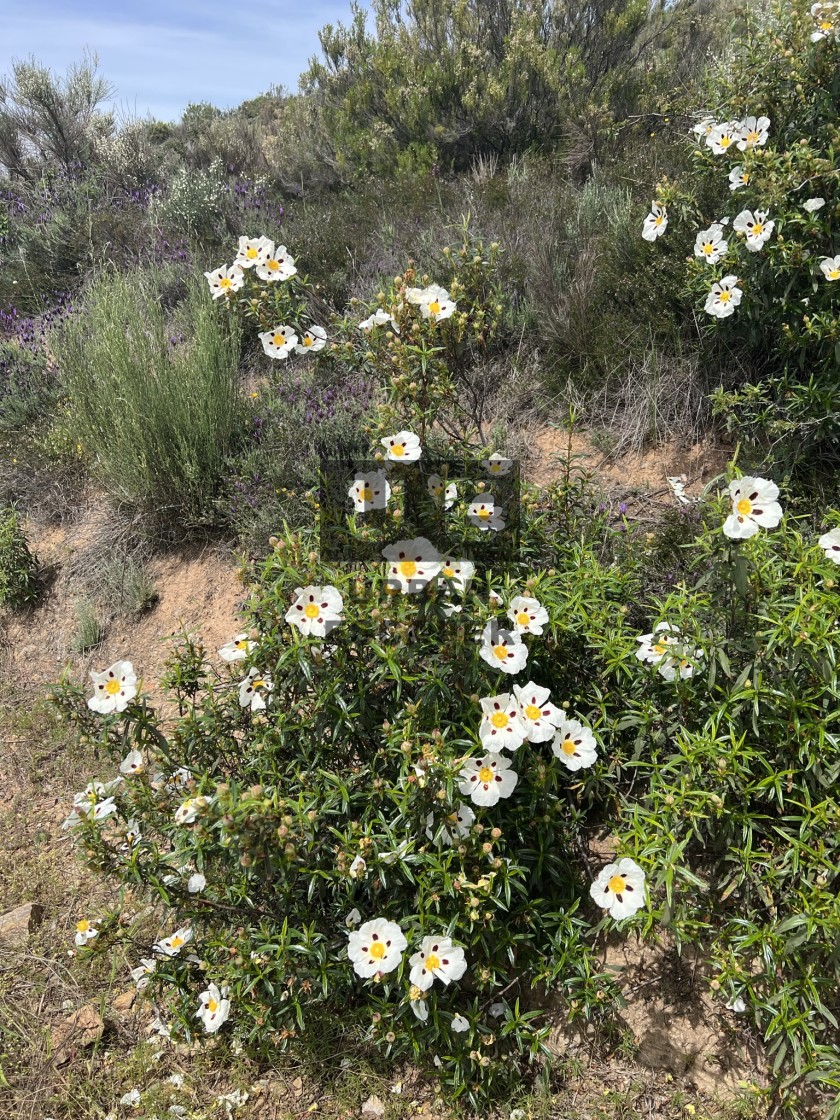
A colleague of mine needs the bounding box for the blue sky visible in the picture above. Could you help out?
[2,0,368,123]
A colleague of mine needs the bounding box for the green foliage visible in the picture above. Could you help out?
[148,158,229,244]
[54,269,245,532]
[302,0,706,178]
[0,52,113,180]
[0,338,57,429]
[72,597,103,652]
[0,506,39,606]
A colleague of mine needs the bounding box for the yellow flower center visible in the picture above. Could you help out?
[303,335,314,346]
[720,136,731,148]
[425,952,441,971]
[703,243,714,255]
[219,277,232,289]
[830,269,840,280]
[525,704,541,721]
[272,334,285,346]
[752,223,764,235]
[442,566,454,578]
[76,920,90,933]
[246,246,258,259]
[654,215,663,226]
[170,936,184,949]
[516,611,530,626]
[360,485,373,501]
[822,19,833,29]
[743,172,750,182]
[736,497,753,516]
[747,131,759,143]
[207,998,219,1012]
[252,678,264,689]
[493,644,507,661]
[489,463,501,473]
[304,603,320,618]
[719,290,732,303]
[478,508,491,520]
[491,711,509,729]
[399,560,418,577]
[428,300,441,314]
[608,875,626,894]
[369,941,386,960]
[236,639,249,649]
[478,766,495,783]
[105,679,121,695]
[267,259,280,270]
[391,443,405,457]
[561,739,576,756]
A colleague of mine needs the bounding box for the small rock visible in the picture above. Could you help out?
[51,1004,104,1066]
[361,1095,385,1118]
[0,901,44,945]
[112,989,136,1012]
[292,1076,303,1097]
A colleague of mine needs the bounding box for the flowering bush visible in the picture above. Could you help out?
[53,223,840,1113]
[640,0,840,469]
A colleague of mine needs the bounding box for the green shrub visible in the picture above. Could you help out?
[55,268,245,532]
[642,0,840,473]
[0,507,39,606]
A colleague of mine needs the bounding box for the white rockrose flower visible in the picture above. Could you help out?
[424,802,475,845]
[285,585,344,636]
[347,918,407,977]
[642,202,667,241]
[154,926,193,956]
[551,716,599,771]
[728,165,751,192]
[427,473,457,509]
[382,537,441,594]
[733,209,774,252]
[820,255,840,281]
[811,2,839,41]
[458,752,518,806]
[295,325,327,354]
[736,115,770,151]
[723,476,783,539]
[258,325,297,359]
[705,275,743,318]
[349,471,391,512]
[478,620,528,674]
[590,857,647,920]
[706,121,740,155]
[409,936,467,991]
[130,957,156,990]
[694,224,728,264]
[381,430,422,461]
[204,263,244,299]
[437,557,475,595]
[507,595,549,635]
[237,667,273,711]
[468,495,505,531]
[359,308,399,332]
[234,235,272,269]
[74,918,98,946]
[481,452,513,477]
[513,681,562,742]
[196,983,231,1033]
[120,749,145,776]
[478,693,527,752]
[803,197,826,213]
[254,244,297,282]
[88,660,137,714]
[219,634,257,662]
